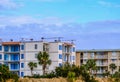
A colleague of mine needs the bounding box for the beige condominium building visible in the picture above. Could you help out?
[76,49,120,77]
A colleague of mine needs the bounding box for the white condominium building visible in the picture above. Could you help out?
[0,40,76,77]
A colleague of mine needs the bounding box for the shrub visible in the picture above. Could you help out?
[67,71,76,82]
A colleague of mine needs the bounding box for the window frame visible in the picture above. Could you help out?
[21,54,24,59]
[0,54,2,59]
[59,54,62,59]
[21,63,24,68]
[35,44,38,49]
[59,45,62,50]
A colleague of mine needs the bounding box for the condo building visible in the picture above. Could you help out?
[0,40,75,77]
[76,49,120,77]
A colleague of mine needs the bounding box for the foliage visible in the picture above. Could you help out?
[28,62,37,75]
[109,63,117,75]
[67,71,76,82]
[10,73,19,82]
[103,70,110,77]
[0,64,19,82]
[55,62,98,82]
[0,64,11,82]
[55,63,81,78]
[112,71,120,82]
[85,59,97,75]
[37,51,51,75]
[31,71,56,78]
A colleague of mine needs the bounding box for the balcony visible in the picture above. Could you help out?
[10,68,20,71]
[92,70,104,74]
[10,63,20,71]
[96,63,108,66]
[110,56,117,59]
[4,60,20,62]
[95,55,108,59]
[4,55,20,62]
[63,51,72,55]
[4,50,20,54]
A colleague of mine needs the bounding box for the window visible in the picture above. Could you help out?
[11,54,19,61]
[111,59,117,62]
[59,54,62,59]
[21,72,24,77]
[35,44,37,49]
[11,45,20,52]
[4,46,9,52]
[0,54,2,59]
[73,47,75,52]
[64,55,67,61]
[84,52,88,58]
[21,63,24,68]
[21,54,24,59]
[70,56,75,61]
[4,62,8,66]
[35,54,38,58]
[21,45,24,50]
[59,45,62,50]
[10,63,19,70]
[59,63,62,67]
[90,53,94,58]
[112,52,117,56]
[0,45,2,51]
[4,54,9,60]
[73,56,75,60]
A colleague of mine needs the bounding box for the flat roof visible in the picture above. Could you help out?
[76,49,120,52]
[2,42,20,45]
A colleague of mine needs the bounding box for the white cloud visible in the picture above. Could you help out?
[0,15,73,27]
[98,1,120,8]
[0,0,23,10]
[35,0,66,2]
[0,15,120,49]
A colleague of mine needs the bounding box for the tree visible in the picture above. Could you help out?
[37,52,51,75]
[0,64,10,82]
[86,59,97,75]
[28,62,37,76]
[0,64,19,82]
[109,63,117,75]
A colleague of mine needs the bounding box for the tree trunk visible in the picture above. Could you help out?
[67,55,69,63]
[43,65,46,75]
[31,70,33,76]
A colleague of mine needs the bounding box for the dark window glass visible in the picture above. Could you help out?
[35,44,37,49]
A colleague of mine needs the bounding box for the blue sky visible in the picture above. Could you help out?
[0,0,120,49]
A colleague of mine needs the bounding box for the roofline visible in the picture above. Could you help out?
[2,42,21,45]
[76,49,120,52]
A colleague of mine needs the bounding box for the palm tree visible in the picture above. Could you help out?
[28,62,37,76]
[86,59,96,75]
[109,63,117,75]
[37,51,51,75]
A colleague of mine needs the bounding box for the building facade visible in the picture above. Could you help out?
[76,49,120,77]
[0,40,76,77]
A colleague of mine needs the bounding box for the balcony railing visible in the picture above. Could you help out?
[4,59,20,62]
[95,55,108,59]
[110,56,117,59]
[96,63,108,66]
[10,68,20,71]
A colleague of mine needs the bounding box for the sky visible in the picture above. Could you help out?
[0,0,120,49]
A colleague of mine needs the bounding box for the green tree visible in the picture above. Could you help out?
[28,62,37,76]
[86,59,96,75]
[109,63,117,75]
[37,52,51,75]
[103,70,110,77]
[0,64,19,82]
